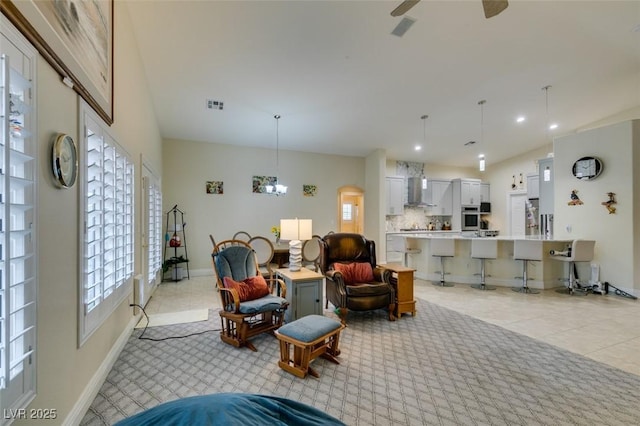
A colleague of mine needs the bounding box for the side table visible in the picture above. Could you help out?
[380,263,416,318]
[276,268,324,322]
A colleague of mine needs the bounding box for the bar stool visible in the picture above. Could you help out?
[402,240,422,268]
[512,240,542,294]
[470,239,497,290]
[553,239,596,295]
[431,238,455,287]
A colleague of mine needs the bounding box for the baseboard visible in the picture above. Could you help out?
[63,313,140,426]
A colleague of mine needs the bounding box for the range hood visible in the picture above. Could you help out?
[406,176,431,206]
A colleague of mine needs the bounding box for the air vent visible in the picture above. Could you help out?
[465,141,476,146]
[206,99,224,110]
[391,16,416,38]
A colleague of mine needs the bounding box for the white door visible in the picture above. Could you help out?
[508,192,527,236]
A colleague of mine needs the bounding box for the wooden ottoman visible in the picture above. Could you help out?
[274,315,345,378]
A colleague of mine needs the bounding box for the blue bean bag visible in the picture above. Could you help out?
[114,393,345,426]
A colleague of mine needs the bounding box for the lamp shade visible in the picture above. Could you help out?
[279,218,312,271]
[279,219,312,241]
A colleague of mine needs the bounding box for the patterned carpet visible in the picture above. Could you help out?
[81,299,640,425]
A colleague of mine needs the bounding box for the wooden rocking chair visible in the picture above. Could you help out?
[212,240,288,351]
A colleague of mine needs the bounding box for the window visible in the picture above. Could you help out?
[79,103,134,344]
[1,23,37,414]
[142,166,162,287]
[342,203,353,221]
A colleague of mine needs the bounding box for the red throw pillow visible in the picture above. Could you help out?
[333,262,374,284]
[351,262,374,283]
[223,275,270,301]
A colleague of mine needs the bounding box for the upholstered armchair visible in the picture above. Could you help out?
[319,233,395,324]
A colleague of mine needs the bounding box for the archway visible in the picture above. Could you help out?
[337,185,364,234]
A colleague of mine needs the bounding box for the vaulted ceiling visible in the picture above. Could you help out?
[126,1,640,168]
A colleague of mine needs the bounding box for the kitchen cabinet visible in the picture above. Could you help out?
[454,179,481,206]
[386,176,404,215]
[480,183,490,203]
[426,179,453,216]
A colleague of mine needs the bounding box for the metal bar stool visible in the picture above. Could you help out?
[552,239,596,295]
[431,238,455,287]
[471,238,497,290]
[512,239,542,294]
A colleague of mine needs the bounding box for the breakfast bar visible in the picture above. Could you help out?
[386,232,574,290]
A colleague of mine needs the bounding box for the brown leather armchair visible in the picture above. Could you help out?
[319,233,395,324]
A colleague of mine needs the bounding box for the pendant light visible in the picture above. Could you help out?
[542,86,553,182]
[420,114,428,189]
[478,100,486,172]
[265,114,287,195]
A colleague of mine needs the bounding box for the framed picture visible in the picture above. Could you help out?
[205,181,223,194]
[252,175,277,194]
[303,184,317,197]
[1,0,114,124]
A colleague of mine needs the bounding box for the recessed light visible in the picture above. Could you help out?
[414,145,422,151]
[549,123,558,130]
[516,116,525,123]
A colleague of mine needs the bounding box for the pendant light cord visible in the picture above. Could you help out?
[274,114,281,180]
[542,85,551,143]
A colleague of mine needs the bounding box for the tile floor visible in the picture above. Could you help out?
[145,274,640,376]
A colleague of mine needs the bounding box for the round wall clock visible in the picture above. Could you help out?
[572,156,603,181]
[52,133,78,188]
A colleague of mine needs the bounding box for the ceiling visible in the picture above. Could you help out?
[125,1,640,168]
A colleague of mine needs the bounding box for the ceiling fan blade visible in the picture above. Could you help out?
[482,0,508,19]
[391,0,420,17]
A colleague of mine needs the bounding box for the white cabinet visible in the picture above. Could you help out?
[526,174,539,199]
[538,158,554,215]
[386,176,404,215]
[456,179,481,206]
[426,179,452,216]
[480,183,490,203]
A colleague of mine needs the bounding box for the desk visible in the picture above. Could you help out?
[273,242,290,268]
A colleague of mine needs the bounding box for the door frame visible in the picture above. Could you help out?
[337,185,364,234]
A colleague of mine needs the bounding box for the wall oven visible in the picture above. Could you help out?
[462,207,480,231]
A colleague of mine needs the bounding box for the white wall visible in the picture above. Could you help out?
[553,120,638,293]
[162,138,365,272]
[24,3,163,422]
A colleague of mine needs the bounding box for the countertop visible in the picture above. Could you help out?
[387,231,571,242]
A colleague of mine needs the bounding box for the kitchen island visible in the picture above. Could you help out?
[386,231,574,290]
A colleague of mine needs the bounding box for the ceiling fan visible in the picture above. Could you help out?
[391,0,508,19]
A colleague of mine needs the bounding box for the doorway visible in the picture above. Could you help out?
[507,191,527,236]
[337,186,364,234]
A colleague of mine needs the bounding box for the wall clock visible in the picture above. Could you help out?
[52,133,78,188]
[572,156,603,181]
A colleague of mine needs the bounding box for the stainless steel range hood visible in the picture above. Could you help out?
[406,176,431,206]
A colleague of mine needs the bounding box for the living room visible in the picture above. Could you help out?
[1,1,639,425]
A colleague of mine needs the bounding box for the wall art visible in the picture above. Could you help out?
[206,181,223,194]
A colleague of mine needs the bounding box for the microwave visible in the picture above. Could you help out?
[480,202,491,213]
[462,207,480,230]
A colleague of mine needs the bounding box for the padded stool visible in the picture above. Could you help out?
[552,239,596,295]
[275,315,345,378]
[431,238,455,287]
[512,240,542,294]
[470,239,497,290]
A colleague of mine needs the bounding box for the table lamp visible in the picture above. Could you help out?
[280,218,312,271]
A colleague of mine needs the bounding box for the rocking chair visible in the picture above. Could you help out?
[212,240,288,351]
